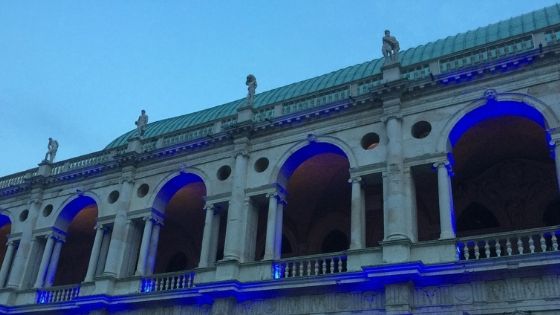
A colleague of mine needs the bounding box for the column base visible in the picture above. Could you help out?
[381,238,412,263]
[215,259,239,281]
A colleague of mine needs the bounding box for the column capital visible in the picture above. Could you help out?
[203,203,216,212]
[266,191,287,205]
[6,239,17,247]
[234,150,250,159]
[380,113,403,124]
[94,223,108,232]
[48,230,66,243]
[143,214,164,226]
[433,159,454,176]
[348,176,362,184]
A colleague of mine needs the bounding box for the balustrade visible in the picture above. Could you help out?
[36,285,80,304]
[273,253,347,279]
[140,271,195,293]
[457,226,560,261]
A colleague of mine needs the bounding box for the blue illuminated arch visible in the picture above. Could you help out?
[277,141,348,184]
[153,172,206,213]
[0,214,11,228]
[55,195,97,230]
[448,100,548,148]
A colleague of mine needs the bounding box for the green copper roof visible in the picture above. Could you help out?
[106,4,560,149]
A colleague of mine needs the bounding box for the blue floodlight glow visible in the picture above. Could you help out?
[140,279,155,293]
[278,141,347,182]
[0,214,10,227]
[272,263,282,279]
[153,172,205,212]
[55,195,96,227]
[448,100,547,148]
[36,290,49,304]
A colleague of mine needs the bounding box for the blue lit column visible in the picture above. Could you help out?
[223,149,249,261]
[146,217,162,275]
[33,235,55,288]
[0,240,16,288]
[349,176,365,249]
[551,138,560,192]
[264,191,286,260]
[85,224,106,282]
[199,204,216,268]
[135,216,154,276]
[44,236,65,287]
[434,160,456,239]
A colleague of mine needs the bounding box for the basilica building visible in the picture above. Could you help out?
[1,4,560,315]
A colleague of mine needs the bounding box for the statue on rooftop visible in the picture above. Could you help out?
[44,137,59,164]
[135,109,148,137]
[246,74,257,107]
[382,30,400,64]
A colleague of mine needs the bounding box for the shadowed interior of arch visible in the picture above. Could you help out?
[54,196,97,286]
[450,107,557,236]
[153,173,208,273]
[277,142,351,257]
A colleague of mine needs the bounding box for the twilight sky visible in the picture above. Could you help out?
[0,1,558,176]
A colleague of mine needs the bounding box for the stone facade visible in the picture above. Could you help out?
[1,6,560,315]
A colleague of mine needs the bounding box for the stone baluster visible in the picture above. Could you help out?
[0,240,17,288]
[135,215,154,276]
[44,235,65,287]
[434,159,456,239]
[85,224,106,282]
[223,148,249,261]
[349,176,365,250]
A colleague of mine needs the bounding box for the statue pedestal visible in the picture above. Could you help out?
[37,161,52,177]
[382,61,401,83]
[236,104,254,124]
[127,136,143,154]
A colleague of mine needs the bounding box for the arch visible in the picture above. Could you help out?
[271,136,357,187]
[0,213,11,228]
[151,171,207,213]
[55,193,99,231]
[436,93,559,152]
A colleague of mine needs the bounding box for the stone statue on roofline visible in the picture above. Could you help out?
[43,137,59,164]
[246,74,257,107]
[382,29,400,64]
[135,109,148,137]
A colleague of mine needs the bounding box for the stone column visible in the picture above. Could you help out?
[44,237,64,287]
[383,115,408,241]
[34,235,55,288]
[146,218,162,275]
[264,192,286,260]
[551,138,560,192]
[8,196,41,288]
[434,160,456,239]
[135,216,154,276]
[85,224,106,282]
[223,149,249,261]
[349,176,365,250]
[103,176,134,277]
[0,240,16,288]
[199,204,216,268]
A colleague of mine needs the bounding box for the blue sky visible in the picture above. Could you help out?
[0,1,558,176]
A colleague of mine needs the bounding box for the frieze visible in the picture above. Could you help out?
[232,291,384,315]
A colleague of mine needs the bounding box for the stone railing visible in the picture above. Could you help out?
[51,150,117,176]
[36,284,80,304]
[0,170,32,189]
[273,252,347,279]
[140,270,195,293]
[456,225,560,261]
